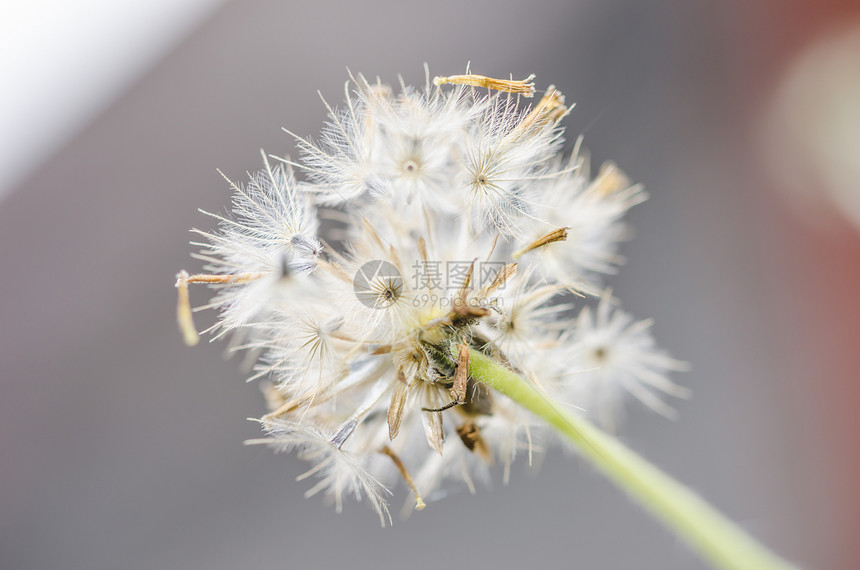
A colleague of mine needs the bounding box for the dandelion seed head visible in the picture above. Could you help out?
[177,66,686,520]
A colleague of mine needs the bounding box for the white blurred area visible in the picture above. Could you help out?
[0,0,224,200]
[763,20,860,232]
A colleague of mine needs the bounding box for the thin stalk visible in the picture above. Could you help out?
[468,348,797,570]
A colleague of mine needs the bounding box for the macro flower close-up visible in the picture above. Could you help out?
[176,70,688,521]
[4,2,860,570]
[170,67,804,570]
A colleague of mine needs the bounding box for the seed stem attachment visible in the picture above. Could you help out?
[509,85,568,138]
[184,272,267,284]
[175,271,200,346]
[174,271,268,346]
[433,73,536,97]
[513,227,569,259]
[380,445,426,510]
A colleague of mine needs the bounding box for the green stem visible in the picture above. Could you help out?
[468,349,798,570]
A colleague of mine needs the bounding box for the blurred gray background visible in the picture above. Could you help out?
[3,1,859,568]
